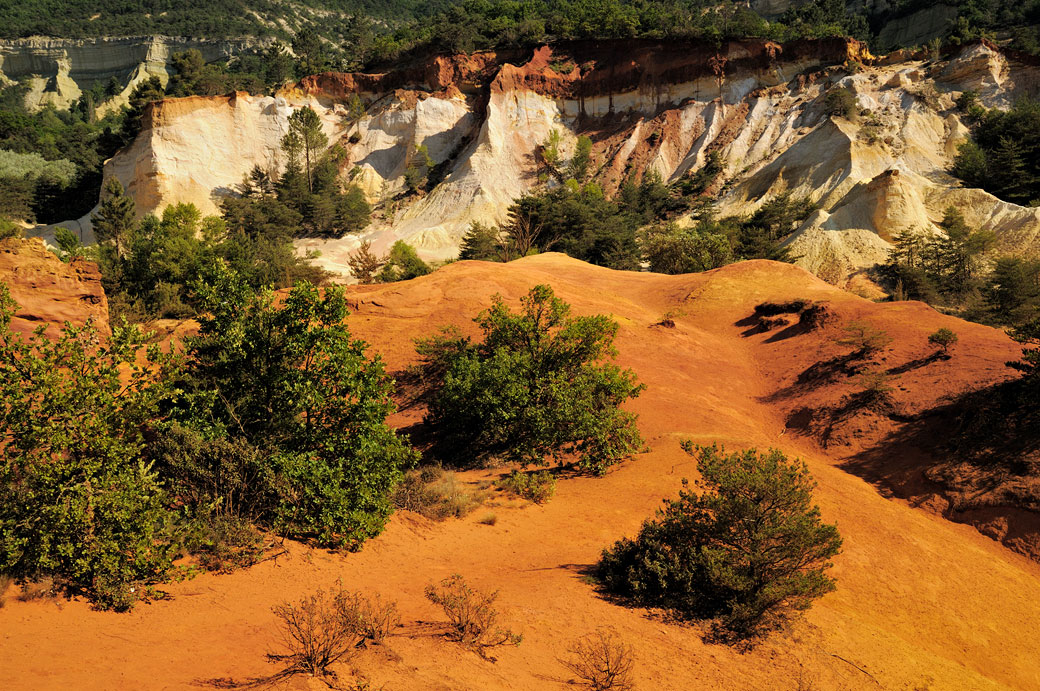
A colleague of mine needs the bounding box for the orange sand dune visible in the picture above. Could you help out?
[2,254,1039,690]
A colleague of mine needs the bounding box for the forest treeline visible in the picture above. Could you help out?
[2,0,1039,57]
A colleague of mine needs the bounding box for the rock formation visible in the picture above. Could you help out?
[0,36,266,113]
[45,38,1040,284]
[0,237,108,337]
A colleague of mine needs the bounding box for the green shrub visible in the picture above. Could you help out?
[416,284,644,474]
[928,328,958,354]
[598,443,842,642]
[824,87,858,120]
[642,221,733,274]
[375,240,431,282]
[0,284,179,610]
[178,267,417,548]
[0,218,22,241]
[496,469,556,504]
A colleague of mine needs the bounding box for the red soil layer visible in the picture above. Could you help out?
[0,237,108,337]
[296,37,870,104]
[2,255,1040,690]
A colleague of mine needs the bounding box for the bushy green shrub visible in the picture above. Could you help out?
[375,240,431,282]
[0,266,419,607]
[598,443,842,642]
[0,285,179,609]
[0,218,21,241]
[416,284,644,474]
[642,221,733,274]
[179,267,417,548]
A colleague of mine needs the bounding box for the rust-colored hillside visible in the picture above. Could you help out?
[2,255,1039,690]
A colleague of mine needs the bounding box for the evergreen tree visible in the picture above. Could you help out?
[599,443,842,641]
[91,178,136,249]
[286,106,328,194]
[347,240,383,284]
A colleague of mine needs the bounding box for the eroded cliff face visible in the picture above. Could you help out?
[0,237,108,337]
[0,36,266,113]
[55,38,1040,283]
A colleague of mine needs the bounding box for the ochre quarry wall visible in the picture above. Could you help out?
[43,38,1040,284]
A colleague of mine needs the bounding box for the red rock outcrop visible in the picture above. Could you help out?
[0,238,109,337]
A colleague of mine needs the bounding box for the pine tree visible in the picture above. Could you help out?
[286,106,328,194]
[347,240,383,284]
[91,178,135,249]
[599,444,842,641]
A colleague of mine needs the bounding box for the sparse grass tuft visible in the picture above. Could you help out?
[478,513,498,526]
[496,469,556,504]
[18,576,56,602]
[393,466,488,519]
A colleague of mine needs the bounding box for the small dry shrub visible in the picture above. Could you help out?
[757,316,790,331]
[357,593,400,644]
[798,303,832,330]
[856,369,897,404]
[18,576,56,602]
[562,628,635,691]
[425,574,521,657]
[270,588,400,680]
[0,573,12,607]
[478,513,498,526]
[834,320,892,356]
[496,469,556,504]
[393,466,486,519]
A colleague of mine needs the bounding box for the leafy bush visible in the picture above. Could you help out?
[179,268,417,548]
[0,218,22,241]
[375,240,431,282]
[642,221,733,274]
[598,443,842,642]
[425,574,522,657]
[0,285,179,609]
[562,628,635,691]
[496,469,557,504]
[416,284,644,474]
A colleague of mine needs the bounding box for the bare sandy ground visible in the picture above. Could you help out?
[2,254,1039,690]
